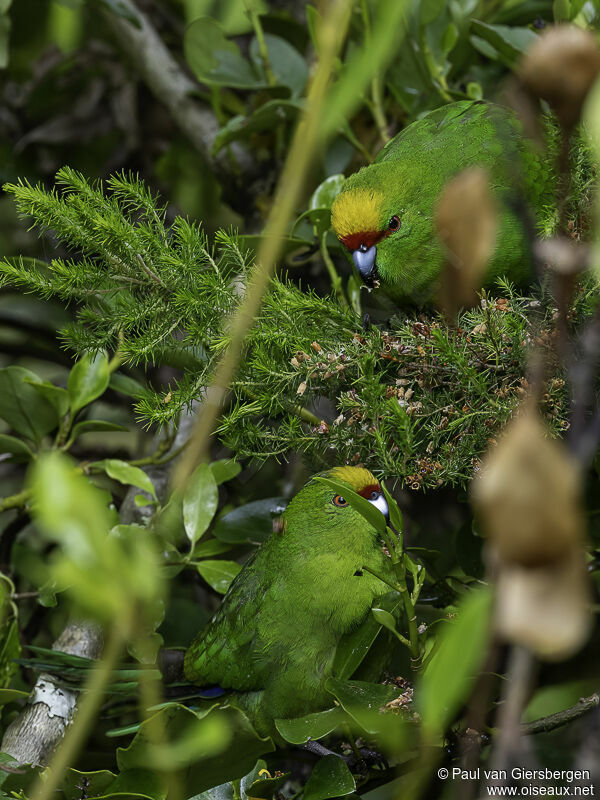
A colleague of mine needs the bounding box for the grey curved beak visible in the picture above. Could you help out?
[352,245,377,284]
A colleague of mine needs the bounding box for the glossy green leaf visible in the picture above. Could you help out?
[62,768,165,800]
[93,459,157,499]
[213,99,302,154]
[109,372,146,398]
[213,497,287,543]
[309,174,345,211]
[303,755,355,800]
[0,367,58,442]
[210,458,241,486]
[325,677,402,734]
[67,352,110,413]
[24,379,69,418]
[470,21,537,66]
[0,688,28,705]
[249,34,308,97]
[70,420,128,441]
[314,477,386,535]
[245,771,291,799]
[196,560,241,594]
[0,434,34,461]
[118,705,273,792]
[371,607,397,633]
[183,463,219,545]
[419,586,493,736]
[191,538,233,559]
[333,592,400,679]
[184,17,266,89]
[381,482,403,533]
[274,707,346,744]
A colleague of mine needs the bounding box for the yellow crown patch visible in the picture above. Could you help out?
[328,466,378,492]
[331,188,383,238]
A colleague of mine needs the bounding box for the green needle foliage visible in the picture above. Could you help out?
[0,168,576,489]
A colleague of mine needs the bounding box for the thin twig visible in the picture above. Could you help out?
[521,693,600,736]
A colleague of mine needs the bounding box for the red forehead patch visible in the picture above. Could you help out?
[340,230,386,252]
[358,483,380,498]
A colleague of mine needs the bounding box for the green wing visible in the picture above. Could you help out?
[183,555,271,692]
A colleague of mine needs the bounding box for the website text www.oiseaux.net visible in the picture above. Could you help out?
[436,767,595,796]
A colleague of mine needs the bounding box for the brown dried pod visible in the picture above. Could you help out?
[471,406,584,567]
[435,167,497,317]
[517,24,600,130]
[493,548,591,661]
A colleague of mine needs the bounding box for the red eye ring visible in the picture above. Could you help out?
[333,495,348,507]
[388,215,400,231]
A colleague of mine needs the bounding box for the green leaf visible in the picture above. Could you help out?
[109,372,146,398]
[309,174,345,211]
[62,768,165,800]
[249,34,308,97]
[184,17,266,89]
[0,688,28,705]
[210,459,241,486]
[381,482,403,533]
[371,607,397,633]
[325,677,403,734]
[469,21,538,66]
[333,592,401,679]
[0,620,20,688]
[96,0,142,27]
[245,774,290,800]
[0,434,34,462]
[213,497,287,543]
[419,586,493,736]
[196,560,241,594]
[213,99,302,154]
[67,352,110,413]
[346,274,362,317]
[70,420,128,441]
[24,379,70,418]
[191,539,233,559]
[303,755,355,800]
[92,459,157,499]
[274,707,346,745]
[314,477,386,535]
[183,463,219,545]
[118,705,273,792]
[0,367,58,442]
[0,12,10,70]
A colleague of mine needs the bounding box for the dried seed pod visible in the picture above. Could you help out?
[472,407,584,566]
[517,24,600,130]
[436,167,498,317]
[493,549,591,661]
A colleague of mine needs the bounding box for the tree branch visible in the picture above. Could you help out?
[521,692,600,736]
[1,409,198,765]
[98,0,258,200]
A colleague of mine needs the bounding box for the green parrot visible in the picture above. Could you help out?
[331,100,550,305]
[184,466,394,741]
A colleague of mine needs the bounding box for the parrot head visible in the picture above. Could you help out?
[283,466,389,535]
[331,170,440,304]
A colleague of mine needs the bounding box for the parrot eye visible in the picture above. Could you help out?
[332,495,348,507]
[370,490,379,500]
[388,215,400,231]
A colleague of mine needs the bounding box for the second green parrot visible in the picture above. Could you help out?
[184,466,394,740]
[331,100,551,305]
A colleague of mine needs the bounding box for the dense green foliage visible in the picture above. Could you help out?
[0,2,599,800]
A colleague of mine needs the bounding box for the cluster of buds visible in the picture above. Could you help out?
[472,404,591,660]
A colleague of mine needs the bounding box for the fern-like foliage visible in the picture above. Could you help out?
[1,169,572,488]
